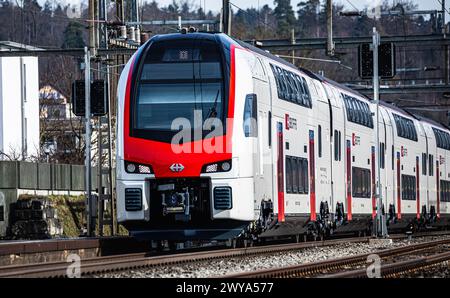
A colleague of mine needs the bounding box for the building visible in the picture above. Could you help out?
[0,41,40,160]
[39,85,83,162]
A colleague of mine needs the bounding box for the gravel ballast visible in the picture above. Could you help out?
[93,235,450,278]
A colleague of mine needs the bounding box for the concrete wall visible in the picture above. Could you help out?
[0,56,39,158]
[0,161,100,238]
[0,160,114,238]
[0,189,17,238]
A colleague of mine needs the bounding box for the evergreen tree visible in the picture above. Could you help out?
[61,21,85,48]
[273,0,296,37]
[297,0,322,37]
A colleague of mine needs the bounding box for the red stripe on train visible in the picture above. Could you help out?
[416,156,420,220]
[309,130,316,221]
[437,159,440,219]
[277,122,285,222]
[397,151,401,219]
[371,146,376,219]
[346,140,352,221]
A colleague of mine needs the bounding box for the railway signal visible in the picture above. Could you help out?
[72,79,108,117]
[83,47,94,237]
[372,28,388,238]
[359,42,396,79]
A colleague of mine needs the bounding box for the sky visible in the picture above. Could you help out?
[40,0,450,20]
[155,0,447,15]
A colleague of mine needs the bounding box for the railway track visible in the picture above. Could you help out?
[323,250,450,278]
[0,236,375,278]
[222,238,450,278]
[1,231,449,278]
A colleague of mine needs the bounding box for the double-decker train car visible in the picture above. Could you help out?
[116,32,450,241]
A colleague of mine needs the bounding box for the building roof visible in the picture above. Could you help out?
[0,41,42,52]
[39,85,68,103]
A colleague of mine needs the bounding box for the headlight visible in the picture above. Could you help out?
[125,161,153,174]
[201,160,232,173]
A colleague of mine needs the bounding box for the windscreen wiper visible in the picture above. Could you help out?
[206,90,220,119]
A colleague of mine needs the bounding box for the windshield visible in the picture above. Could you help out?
[133,38,225,143]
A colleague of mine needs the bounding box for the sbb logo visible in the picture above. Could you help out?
[401,146,408,157]
[352,133,361,146]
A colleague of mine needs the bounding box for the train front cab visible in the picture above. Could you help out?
[116,33,259,240]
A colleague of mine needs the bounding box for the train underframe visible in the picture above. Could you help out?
[122,177,450,246]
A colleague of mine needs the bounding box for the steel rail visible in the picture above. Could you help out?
[323,251,450,278]
[222,238,450,278]
[1,231,449,278]
[0,237,372,278]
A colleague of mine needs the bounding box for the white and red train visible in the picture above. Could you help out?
[116,32,450,241]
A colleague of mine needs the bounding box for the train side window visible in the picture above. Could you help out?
[352,167,371,198]
[297,75,306,106]
[269,64,312,109]
[356,100,364,125]
[338,131,342,161]
[268,111,272,147]
[445,181,449,202]
[286,156,309,194]
[303,159,309,194]
[318,125,322,158]
[379,143,385,169]
[276,66,286,99]
[284,71,293,100]
[429,155,434,176]
[445,182,448,202]
[298,159,305,194]
[334,130,339,161]
[271,65,282,99]
[348,97,356,122]
[443,181,450,202]
[352,99,359,123]
[401,175,416,201]
[422,153,427,176]
[292,75,301,103]
[392,145,395,170]
[286,157,293,193]
[292,158,299,193]
[365,103,374,128]
[343,95,350,118]
[444,181,448,202]
[365,169,371,198]
[0,205,3,222]
[243,94,258,137]
[394,114,418,142]
[301,77,312,107]
[433,128,450,150]
[286,71,296,102]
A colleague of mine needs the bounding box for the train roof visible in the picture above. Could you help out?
[146,33,446,132]
[233,38,373,101]
[379,100,418,119]
[413,114,450,131]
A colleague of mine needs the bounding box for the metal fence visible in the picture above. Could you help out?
[0,161,103,191]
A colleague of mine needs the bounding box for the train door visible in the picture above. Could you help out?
[314,119,331,219]
[377,110,387,219]
[326,85,346,220]
[251,57,273,212]
[271,118,285,222]
[381,107,395,215]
